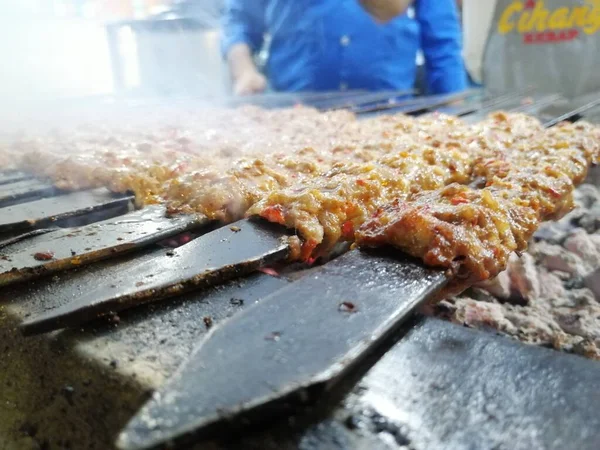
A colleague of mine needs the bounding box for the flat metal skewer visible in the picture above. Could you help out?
[0,188,134,234]
[116,249,447,450]
[0,205,207,288]
[0,171,32,186]
[0,178,60,208]
[18,93,600,334]
[19,219,289,335]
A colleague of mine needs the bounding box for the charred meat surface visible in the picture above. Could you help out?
[3,107,600,289]
[435,183,600,360]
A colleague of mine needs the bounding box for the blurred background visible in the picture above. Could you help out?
[0,0,229,103]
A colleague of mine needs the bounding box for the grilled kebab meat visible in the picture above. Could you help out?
[251,113,600,280]
[4,107,600,287]
[11,105,356,203]
[357,118,600,284]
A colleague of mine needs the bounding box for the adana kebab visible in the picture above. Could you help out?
[113,111,600,450]
[358,119,599,289]
[4,108,600,289]
[252,114,599,287]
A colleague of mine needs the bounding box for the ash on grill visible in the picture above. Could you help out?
[435,176,600,360]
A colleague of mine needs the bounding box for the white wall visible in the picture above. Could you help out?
[0,14,231,113]
[0,16,114,105]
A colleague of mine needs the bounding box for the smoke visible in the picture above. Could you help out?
[0,0,231,131]
[170,0,224,28]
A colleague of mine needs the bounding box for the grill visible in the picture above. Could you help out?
[2,91,600,450]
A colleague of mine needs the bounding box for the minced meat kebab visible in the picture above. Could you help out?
[3,107,599,287]
[436,180,600,360]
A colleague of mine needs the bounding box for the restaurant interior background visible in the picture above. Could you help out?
[0,0,229,105]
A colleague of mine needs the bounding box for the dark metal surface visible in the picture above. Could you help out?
[114,96,600,450]
[0,205,206,288]
[542,95,600,127]
[0,228,56,250]
[459,92,600,128]
[461,93,561,124]
[0,171,31,186]
[0,178,59,208]
[435,89,534,117]
[20,219,290,335]
[348,318,600,450]
[313,90,414,111]
[71,90,411,113]
[0,188,134,234]
[0,265,293,450]
[192,318,600,450]
[4,93,600,450]
[117,249,447,450]
[353,88,481,115]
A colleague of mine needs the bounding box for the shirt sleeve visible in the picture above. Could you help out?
[221,0,266,57]
[415,0,467,95]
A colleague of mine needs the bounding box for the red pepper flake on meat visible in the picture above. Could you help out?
[341,221,354,239]
[33,251,54,261]
[261,205,286,225]
[544,186,562,198]
[300,239,319,262]
[451,195,469,205]
[345,203,358,215]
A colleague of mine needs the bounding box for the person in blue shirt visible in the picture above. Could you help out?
[221,0,466,96]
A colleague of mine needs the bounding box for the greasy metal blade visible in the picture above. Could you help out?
[0,171,32,186]
[0,178,59,207]
[314,89,414,111]
[20,219,290,335]
[462,93,563,124]
[116,248,447,450]
[0,205,206,287]
[354,88,481,115]
[226,90,369,109]
[438,89,535,117]
[542,95,600,127]
[0,188,134,233]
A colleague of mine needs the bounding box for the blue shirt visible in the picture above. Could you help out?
[221,0,466,94]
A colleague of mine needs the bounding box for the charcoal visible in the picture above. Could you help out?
[573,184,600,209]
[534,242,589,276]
[585,165,600,185]
[566,288,598,308]
[583,267,600,301]
[533,225,569,244]
[575,203,600,233]
[475,271,510,300]
[572,338,600,359]
[443,184,600,360]
[556,300,600,339]
[564,276,585,290]
[507,253,540,304]
[538,270,567,300]
[450,298,518,335]
[563,229,600,268]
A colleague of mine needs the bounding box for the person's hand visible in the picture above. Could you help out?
[233,69,267,96]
